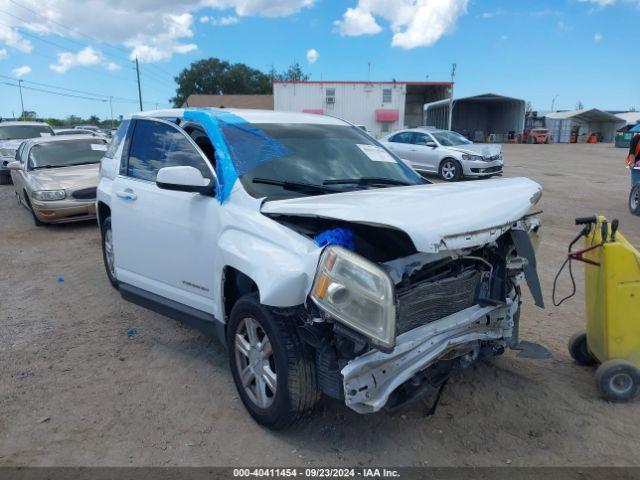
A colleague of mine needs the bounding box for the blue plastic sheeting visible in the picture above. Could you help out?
[314,228,356,251]
[184,109,289,203]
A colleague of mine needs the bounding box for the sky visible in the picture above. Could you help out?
[0,0,638,120]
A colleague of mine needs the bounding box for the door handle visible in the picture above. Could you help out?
[116,189,137,202]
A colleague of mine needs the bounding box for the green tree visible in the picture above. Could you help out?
[20,110,37,120]
[171,58,271,107]
[276,61,309,82]
[88,115,101,125]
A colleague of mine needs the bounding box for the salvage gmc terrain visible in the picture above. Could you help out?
[97,108,544,429]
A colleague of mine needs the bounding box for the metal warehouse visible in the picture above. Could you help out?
[425,93,526,142]
[546,109,626,143]
[273,80,452,138]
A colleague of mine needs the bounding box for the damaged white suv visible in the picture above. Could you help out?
[97,108,543,429]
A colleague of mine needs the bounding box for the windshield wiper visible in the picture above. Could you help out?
[252,178,340,194]
[323,177,414,187]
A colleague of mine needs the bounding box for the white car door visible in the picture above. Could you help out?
[111,117,221,314]
[411,132,441,173]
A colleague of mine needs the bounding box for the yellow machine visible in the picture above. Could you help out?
[555,216,640,402]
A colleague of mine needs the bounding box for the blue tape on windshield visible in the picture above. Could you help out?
[184,109,290,203]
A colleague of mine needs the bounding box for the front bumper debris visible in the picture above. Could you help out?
[341,299,518,413]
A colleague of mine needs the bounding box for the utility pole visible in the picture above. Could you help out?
[109,96,114,128]
[135,57,143,111]
[551,94,559,112]
[367,62,371,82]
[17,79,25,117]
[448,63,456,131]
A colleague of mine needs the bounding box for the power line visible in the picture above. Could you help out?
[5,0,177,82]
[3,81,108,102]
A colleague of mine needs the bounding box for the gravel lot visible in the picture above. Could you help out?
[1,143,639,467]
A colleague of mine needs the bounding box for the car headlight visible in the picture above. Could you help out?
[33,190,66,201]
[0,148,17,157]
[310,246,396,350]
[461,154,484,161]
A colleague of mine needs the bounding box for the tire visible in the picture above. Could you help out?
[629,184,640,216]
[439,158,462,182]
[227,293,320,429]
[0,174,9,185]
[595,360,640,403]
[101,217,118,289]
[24,193,45,227]
[568,331,597,366]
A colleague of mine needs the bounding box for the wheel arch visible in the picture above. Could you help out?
[222,266,259,323]
[97,201,111,230]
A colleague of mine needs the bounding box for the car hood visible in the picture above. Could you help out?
[29,163,99,191]
[448,143,501,157]
[261,177,541,253]
[0,139,24,153]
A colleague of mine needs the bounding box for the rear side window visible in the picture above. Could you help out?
[126,119,211,182]
[104,120,130,159]
[389,132,413,144]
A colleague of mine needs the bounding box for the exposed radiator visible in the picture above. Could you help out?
[396,269,480,335]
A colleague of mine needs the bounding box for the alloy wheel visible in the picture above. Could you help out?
[631,187,639,211]
[441,161,457,180]
[234,317,277,409]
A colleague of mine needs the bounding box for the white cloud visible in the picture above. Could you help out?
[578,0,640,8]
[0,0,313,64]
[594,32,603,42]
[0,48,6,59]
[306,48,319,64]
[0,25,33,53]
[205,0,315,18]
[50,46,103,73]
[334,0,468,49]
[481,8,505,18]
[200,15,239,25]
[335,7,382,36]
[12,65,32,77]
[557,20,573,32]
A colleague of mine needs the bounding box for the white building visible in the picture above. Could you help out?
[273,81,452,138]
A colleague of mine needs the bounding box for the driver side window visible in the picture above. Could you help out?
[126,119,213,182]
[413,133,434,146]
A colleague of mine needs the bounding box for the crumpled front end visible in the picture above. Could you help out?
[301,214,542,413]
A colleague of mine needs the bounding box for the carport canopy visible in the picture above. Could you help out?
[425,93,526,141]
[546,109,626,142]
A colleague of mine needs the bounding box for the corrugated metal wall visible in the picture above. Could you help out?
[274,83,406,137]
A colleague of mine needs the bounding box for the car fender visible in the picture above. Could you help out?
[216,224,321,317]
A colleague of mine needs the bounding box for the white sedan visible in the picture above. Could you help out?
[380,128,504,181]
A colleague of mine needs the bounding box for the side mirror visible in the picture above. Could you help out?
[425,141,437,148]
[7,161,22,171]
[156,166,214,195]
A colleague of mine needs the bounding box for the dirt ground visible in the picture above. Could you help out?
[1,143,639,467]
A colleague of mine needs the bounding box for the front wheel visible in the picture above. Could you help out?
[596,360,640,402]
[629,184,640,216]
[227,293,320,429]
[101,217,118,289]
[439,159,461,182]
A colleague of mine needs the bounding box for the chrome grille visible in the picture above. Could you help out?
[396,269,480,335]
[71,187,97,200]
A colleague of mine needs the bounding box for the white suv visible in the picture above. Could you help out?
[381,128,504,181]
[97,109,543,429]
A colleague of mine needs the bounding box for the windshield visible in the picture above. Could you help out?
[431,131,473,147]
[235,123,422,199]
[0,125,54,140]
[28,139,107,170]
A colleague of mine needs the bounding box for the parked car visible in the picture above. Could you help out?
[73,125,100,132]
[380,128,504,181]
[97,108,543,429]
[8,135,107,225]
[55,128,108,139]
[0,121,55,185]
[525,128,551,144]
